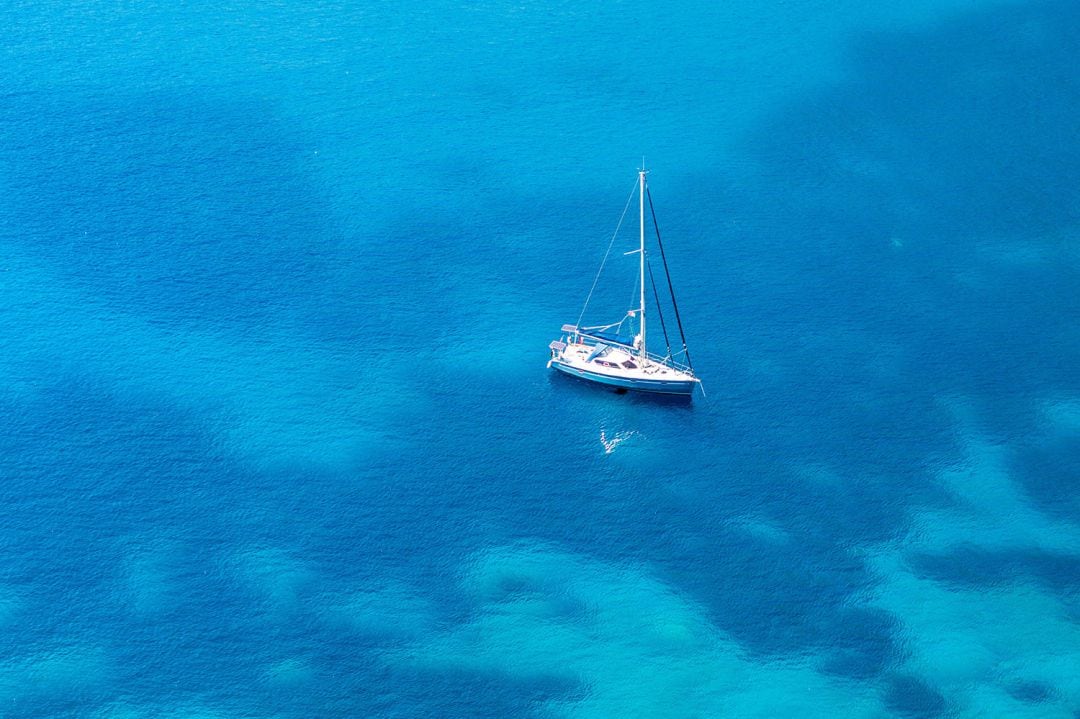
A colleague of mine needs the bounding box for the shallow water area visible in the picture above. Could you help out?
[1,0,1078,717]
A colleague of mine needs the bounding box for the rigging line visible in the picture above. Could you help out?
[646,256,672,357]
[645,182,694,372]
[576,179,639,330]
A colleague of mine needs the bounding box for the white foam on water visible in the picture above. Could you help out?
[599,428,635,455]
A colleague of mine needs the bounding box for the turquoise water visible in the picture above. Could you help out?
[2,1,1079,716]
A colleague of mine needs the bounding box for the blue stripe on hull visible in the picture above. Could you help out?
[550,360,696,396]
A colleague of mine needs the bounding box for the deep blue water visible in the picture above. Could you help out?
[2,1,1079,717]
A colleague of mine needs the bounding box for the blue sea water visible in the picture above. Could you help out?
[2,0,1079,716]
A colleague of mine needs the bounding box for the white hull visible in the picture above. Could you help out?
[548,341,699,395]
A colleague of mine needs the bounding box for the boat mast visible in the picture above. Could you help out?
[638,168,647,360]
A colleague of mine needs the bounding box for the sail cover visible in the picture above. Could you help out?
[584,330,636,348]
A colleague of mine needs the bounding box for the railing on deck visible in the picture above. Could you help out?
[560,325,693,375]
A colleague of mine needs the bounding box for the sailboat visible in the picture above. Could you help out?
[547,167,701,397]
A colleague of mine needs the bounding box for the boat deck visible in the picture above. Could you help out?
[553,341,697,384]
